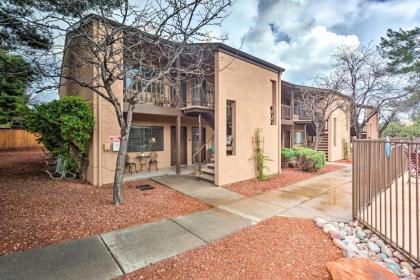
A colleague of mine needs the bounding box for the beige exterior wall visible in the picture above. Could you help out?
[215,51,281,186]
[59,21,124,186]
[328,107,350,161]
[366,110,379,139]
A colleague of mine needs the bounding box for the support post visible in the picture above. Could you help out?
[198,113,202,173]
[176,59,181,174]
[176,111,181,174]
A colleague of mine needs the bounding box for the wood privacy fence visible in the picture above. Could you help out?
[0,129,41,150]
[353,138,420,266]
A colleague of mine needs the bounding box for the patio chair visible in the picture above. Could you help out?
[45,156,76,179]
[148,151,158,172]
[124,154,138,174]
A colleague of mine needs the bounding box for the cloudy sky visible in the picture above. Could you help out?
[214,0,419,85]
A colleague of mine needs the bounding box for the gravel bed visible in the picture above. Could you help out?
[118,217,342,280]
[0,149,210,256]
[224,165,344,196]
[315,217,420,279]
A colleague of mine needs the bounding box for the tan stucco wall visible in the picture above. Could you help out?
[215,51,281,186]
[366,111,379,139]
[59,21,124,186]
[328,107,350,161]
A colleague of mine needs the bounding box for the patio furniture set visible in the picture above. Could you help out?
[125,152,159,174]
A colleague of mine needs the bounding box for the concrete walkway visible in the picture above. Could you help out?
[0,165,352,280]
[153,165,353,222]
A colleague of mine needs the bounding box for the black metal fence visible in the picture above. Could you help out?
[353,138,420,265]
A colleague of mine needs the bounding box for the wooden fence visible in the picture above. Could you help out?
[0,129,41,150]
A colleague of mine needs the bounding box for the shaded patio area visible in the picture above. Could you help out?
[123,165,196,182]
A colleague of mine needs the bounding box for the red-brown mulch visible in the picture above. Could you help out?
[0,149,210,256]
[119,216,342,280]
[223,164,344,196]
[336,159,352,164]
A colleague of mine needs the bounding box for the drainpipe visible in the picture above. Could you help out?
[278,72,282,173]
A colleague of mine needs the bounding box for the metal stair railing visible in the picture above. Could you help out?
[193,135,214,174]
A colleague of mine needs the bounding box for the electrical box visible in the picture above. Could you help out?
[112,141,120,152]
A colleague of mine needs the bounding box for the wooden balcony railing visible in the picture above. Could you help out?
[281,105,292,120]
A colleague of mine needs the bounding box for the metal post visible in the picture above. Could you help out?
[198,113,202,173]
[176,111,181,174]
[176,59,181,175]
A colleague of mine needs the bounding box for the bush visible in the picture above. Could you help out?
[293,147,326,171]
[281,148,296,160]
[24,96,94,179]
[281,148,296,168]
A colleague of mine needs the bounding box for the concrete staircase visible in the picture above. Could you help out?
[196,162,215,183]
[316,133,329,161]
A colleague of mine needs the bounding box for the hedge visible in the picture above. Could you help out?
[281,147,326,171]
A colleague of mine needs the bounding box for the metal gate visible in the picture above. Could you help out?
[352,138,420,265]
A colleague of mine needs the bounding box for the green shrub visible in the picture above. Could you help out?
[24,96,94,179]
[293,147,326,171]
[281,148,296,160]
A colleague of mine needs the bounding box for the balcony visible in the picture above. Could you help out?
[294,105,312,120]
[281,105,292,120]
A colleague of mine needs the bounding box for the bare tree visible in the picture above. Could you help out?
[318,44,407,139]
[297,85,346,149]
[15,0,232,204]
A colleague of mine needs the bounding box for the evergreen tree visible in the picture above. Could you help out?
[0,50,36,125]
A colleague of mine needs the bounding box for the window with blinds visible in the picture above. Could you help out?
[127,126,164,152]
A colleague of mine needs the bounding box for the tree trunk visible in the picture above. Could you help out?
[313,134,321,150]
[113,133,128,205]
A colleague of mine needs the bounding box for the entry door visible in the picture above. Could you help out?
[192,127,206,163]
[283,130,291,148]
[171,126,187,166]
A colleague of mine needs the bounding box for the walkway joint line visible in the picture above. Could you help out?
[99,234,126,275]
[170,219,210,244]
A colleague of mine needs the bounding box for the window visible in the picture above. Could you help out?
[333,118,337,147]
[294,131,304,145]
[128,126,164,152]
[226,100,236,156]
[271,80,277,125]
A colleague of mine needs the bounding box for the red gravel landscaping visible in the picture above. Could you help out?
[119,216,342,280]
[0,149,209,256]
[224,164,344,196]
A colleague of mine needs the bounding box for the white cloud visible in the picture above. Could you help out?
[217,0,420,85]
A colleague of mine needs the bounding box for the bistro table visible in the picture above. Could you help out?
[137,154,150,172]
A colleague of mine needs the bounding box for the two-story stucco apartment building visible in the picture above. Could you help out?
[59,15,284,186]
[59,15,378,186]
[281,81,379,161]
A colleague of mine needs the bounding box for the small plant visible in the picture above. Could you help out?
[252,128,272,180]
[343,140,350,160]
[293,147,326,171]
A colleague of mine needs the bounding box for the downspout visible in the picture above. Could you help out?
[278,71,282,173]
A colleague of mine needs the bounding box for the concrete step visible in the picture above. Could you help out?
[201,167,215,176]
[196,173,214,183]
[206,163,215,169]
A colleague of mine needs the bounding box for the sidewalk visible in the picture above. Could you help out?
[0,166,352,280]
